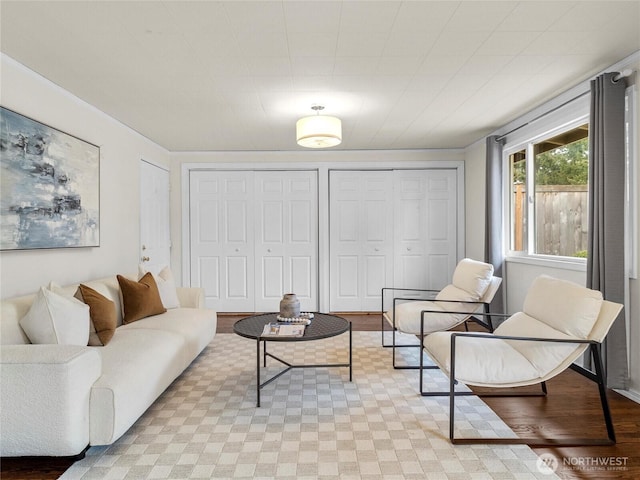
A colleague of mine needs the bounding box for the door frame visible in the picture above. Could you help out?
[181,159,465,312]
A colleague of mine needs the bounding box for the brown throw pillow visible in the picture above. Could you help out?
[117,273,166,324]
[75,284,117,346]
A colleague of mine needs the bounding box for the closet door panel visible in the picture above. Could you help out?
[394,169,457,291]
[190,171,254,311]
[424,171,458,288]
[262,256,284,299]
[254,171,318,312]
[330,171,394,311]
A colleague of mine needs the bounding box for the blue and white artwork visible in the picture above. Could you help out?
[0,107,100,250]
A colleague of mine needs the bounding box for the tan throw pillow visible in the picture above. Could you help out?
[117,273,166,324]
[75,284,117,346]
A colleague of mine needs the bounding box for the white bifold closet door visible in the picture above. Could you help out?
[189,170,318,312]
[393,169,458,290]
[254,171,318,312]
[329,169,458,312]
[329,170,394,311]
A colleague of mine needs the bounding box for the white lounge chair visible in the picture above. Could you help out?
[381,258,501,369]
[422,274,623,446]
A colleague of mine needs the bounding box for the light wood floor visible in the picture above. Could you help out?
[2,313,639,480]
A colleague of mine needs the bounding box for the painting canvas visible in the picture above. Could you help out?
[0,107,100,250]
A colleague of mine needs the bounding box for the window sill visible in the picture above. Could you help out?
[505,254,587,272]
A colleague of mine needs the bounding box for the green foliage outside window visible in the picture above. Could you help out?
[535,138,589,186]
[511,137,589,186]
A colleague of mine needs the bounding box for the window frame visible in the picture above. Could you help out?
[504,114,590,269]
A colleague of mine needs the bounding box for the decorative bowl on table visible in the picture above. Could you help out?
[276,312,314,325]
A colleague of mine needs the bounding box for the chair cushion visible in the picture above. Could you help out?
[494,312,586,378]
[435,284,476,303]
[389,300,470,335]
[423,331,540,386]
[523,275,603,339]
[451,258,494,299]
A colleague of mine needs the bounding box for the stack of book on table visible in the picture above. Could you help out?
[261,312,314,337]
[261,323,306,337]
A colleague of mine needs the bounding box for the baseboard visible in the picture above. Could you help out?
[614,388,640,405]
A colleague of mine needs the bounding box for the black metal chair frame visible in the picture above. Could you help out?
[380,287,494,370]
[418,311,616,447]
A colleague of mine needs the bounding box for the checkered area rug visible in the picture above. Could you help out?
[62,332,557,479]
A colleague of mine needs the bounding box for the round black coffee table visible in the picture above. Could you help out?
[234,313,352,406]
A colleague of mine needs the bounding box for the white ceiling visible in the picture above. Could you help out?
[1,1,639,151]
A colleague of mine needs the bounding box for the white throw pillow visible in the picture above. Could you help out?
[19,287,90,345]
[138,264,181,309]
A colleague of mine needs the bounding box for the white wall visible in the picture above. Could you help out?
[0,54,170,299]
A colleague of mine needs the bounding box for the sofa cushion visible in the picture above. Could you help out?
[523,275,603,339]
[138,265,180,309]
[19,287,90,345]
[89,328,186,445]
[451,258,494,300]
[76,284,117,346]
[117,273,166,324]
[1,294,35,345]
[121,307,217,368]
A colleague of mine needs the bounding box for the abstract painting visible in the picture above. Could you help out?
[0,107,100,250]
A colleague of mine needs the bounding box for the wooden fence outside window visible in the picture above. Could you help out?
[512,184,588,257]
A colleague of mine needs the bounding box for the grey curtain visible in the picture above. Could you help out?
[485,135,505,315]
[587,72,628,389]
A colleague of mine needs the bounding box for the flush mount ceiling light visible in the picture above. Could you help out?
[296,105,342,148]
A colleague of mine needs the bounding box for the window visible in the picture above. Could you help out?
[509,122,589,259]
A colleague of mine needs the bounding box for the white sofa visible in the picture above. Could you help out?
[0,275,217,457]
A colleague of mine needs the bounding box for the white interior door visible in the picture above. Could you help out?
[394,169,457,290]
[254,171,318,312]
[330,170,394,311]
[190,171,254,311]
[140,160,170,269]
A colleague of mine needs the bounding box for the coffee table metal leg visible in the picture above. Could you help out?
[256,339,261,407]
[263,340,267,367]
[349,322,352,381]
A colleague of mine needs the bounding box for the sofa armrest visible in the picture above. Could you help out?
[0,345,102,457]
[176,287,205,309]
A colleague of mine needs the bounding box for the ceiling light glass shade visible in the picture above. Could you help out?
[296,115,342,148]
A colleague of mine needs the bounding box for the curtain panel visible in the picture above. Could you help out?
[587,72,628,389]
[485,135,506,316]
